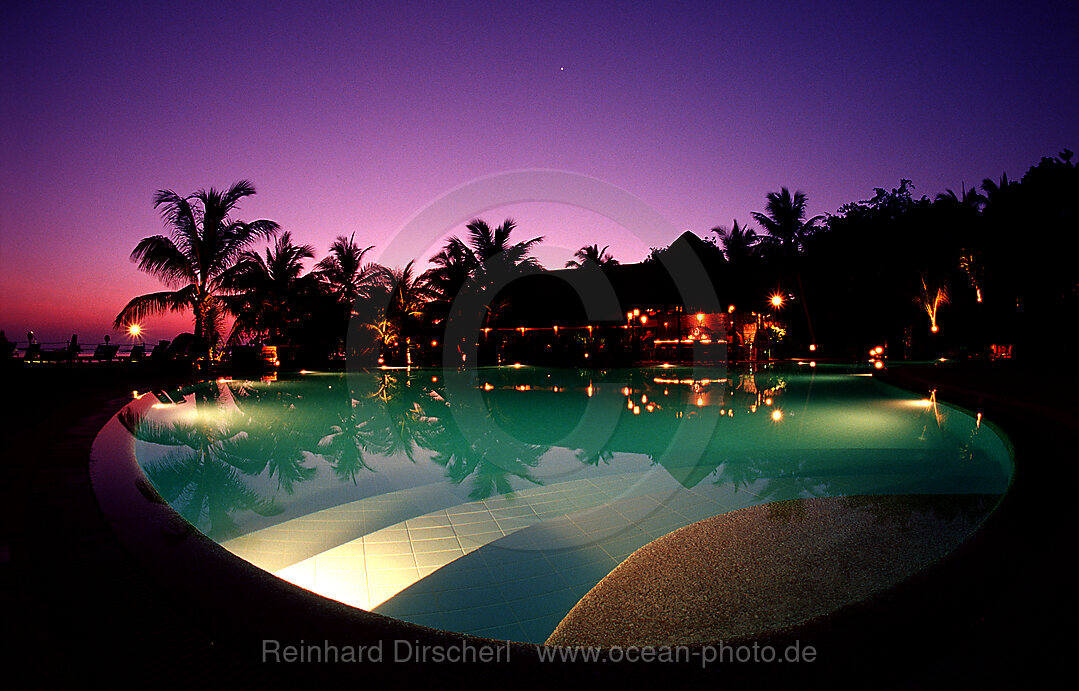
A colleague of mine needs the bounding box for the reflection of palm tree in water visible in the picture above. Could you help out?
[122,384,284,540]
[576,445,615,467]
[421,383,548,500]
[224,381,318,493]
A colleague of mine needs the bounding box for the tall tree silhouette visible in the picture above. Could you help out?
[565,244,618,268]
[114,180,280,357]
[752,188,823,257]
[220,231,316,344]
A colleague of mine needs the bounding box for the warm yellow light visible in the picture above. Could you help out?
[431,340,438,347]
[874,346,883,355]
[771,409,783,422]
[930,324,939,333]
[512,363,523,368]
[641,394,648,404]
[874,360,884,369]
[810,361,816,367]
[764,397,773,406]
[127,324,142,337]
[696,313,704,322]
[728,305,735,313]
[696,396,704,407]
[633,308,640,316]
[639,315,648,324]
[633,406,640,415]
[587,384,593,397]
[809,344,816,351]
[769,293,785,308]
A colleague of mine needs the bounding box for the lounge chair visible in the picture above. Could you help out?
[23,343,41,361]
[129,344,146,361]
[149,340,171,361]
[92,344,120,361]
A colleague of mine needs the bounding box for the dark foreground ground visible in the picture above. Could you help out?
[1,360,1074,688]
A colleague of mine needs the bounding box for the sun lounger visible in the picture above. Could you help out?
[23,343,41,361]
[92,344,120,361]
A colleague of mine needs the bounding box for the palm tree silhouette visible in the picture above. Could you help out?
[935,184,986,213]
[752,188,823,346]
[314,234,386,305]
[220,231,316,344]
[712,220,761,264]
[752,188,824,257]
[113,180,280,358]
[370,261,436,363]
[565,244,618,268]
[466,218,544,270]
[422,236,479,317]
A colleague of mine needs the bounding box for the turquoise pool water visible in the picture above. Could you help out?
[119,365,1011,643]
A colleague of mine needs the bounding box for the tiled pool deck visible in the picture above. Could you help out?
[226,474,777,641]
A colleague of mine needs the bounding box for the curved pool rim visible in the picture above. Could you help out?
[88,366,1016,652]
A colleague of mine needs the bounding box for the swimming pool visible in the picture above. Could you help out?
[97,365,1012,644]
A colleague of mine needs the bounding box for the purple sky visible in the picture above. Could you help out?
[2,0,1076,344]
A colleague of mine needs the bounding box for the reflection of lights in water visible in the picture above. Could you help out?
[587,384,593,397]
[764,397,773,406]
[810,361,816,367]
[633,406,640,415]
[696,396,704,407]
[771,409,783,422]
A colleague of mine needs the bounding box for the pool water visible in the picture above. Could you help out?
[118,365,1011,643]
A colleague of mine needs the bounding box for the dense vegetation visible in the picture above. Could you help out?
[115,150,1077,364]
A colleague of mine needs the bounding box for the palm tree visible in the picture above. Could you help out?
[313,234,385,304]
[113,180,280,358]
[466,218,544,274]
[372,261,436,363]
[980,173,1015,205]
[312,234,389,347]
[219,231,316,344]
[752,189,823,346]
[935,184,986,213]
[712,220,760,264]
[752,188,824,256]
[422,236,478,314]
[565,244,618,268]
